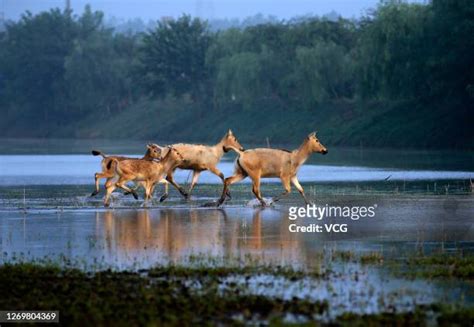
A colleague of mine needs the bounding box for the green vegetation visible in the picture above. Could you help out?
[336,305,474,326]
[330,250,474,280]
[1,263,473,325]
[0,263,327,325]
[0,1,473,149]
[397,254,474,279]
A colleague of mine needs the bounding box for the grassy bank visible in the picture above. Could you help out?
[7,98,471,150]
[1,261,473,326]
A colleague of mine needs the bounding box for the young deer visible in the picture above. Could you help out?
[163,129,244,200]
[91,144,169,200]
[216,132,328,207]
[103,146,184,207]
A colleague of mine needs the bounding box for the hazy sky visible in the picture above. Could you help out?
[1,0,402,21]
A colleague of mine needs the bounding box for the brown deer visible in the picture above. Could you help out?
[216,132,328,207]
[103,146,184,207]
[163,129,244,200]
[91,144,169,201]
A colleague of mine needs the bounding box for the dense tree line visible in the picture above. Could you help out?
[0,1,472,147]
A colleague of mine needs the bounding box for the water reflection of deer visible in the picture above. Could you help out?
[98,209,229,262]
[231,208,305,265]
[96,208,309,266]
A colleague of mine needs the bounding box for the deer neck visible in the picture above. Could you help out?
[142,152,153,160]
[213,139,226,159]
[292,141,313,168]
[159,156,176,173]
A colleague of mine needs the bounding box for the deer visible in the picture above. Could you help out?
[162,129,245,200]
[90,144,170,202]
[103,146,184,207]
[216,132,328,207]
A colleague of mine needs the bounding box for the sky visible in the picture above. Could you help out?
[1,0,405,21]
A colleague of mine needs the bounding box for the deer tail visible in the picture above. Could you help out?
[92,150,107,158]
[107,158,123,175]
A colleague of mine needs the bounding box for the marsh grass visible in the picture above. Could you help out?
[1,261,474,325]
[330,250,384,265]
[396,254,474,280]
[0,261,331,325]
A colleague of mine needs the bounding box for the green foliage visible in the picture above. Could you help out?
[64,7,136,117]
[356,2,432,99]
[0,9,78,126]
[429,0,474,100]
[295,41,353,104]
[138,15,212,100]
[0,6,138,133]
[0,1,472,148]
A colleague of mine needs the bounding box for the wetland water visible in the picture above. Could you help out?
[1,202,474,268]
[1,201,474,315]
[0,140,473,316]
[0,154,473,185]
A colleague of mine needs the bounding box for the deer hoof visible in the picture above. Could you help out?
[132,191,139,200]
[160,194,168,202]
[90,190,99,197]
[202,201,218,207]
[216,198,227,207]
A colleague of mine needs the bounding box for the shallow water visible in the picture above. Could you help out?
[1,198,473,314]
[1,199,473,268]
[1,139,473,316]
[1,154,473,186]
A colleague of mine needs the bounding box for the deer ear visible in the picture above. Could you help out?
[308,132,316,137]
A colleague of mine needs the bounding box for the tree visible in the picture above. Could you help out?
[0,9,78,127]
[64,6,136,116]
[295,41,353,104]
[138,15,212,101]
[355,2,430,99]
[429,0,474,101]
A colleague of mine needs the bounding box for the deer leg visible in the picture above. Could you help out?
[149,182,157,200]
[159,179,169,202]
[166,171,189,199]
[291,176,313,205]
[144,181,155,201]
[124,182,141,197]
[92,171,113,196]
[116,179,139,200]
[251,175,266,207]
[91,172,101,196]
[187,170,201,198]
[208,166,231,199]
[272,176,291,203]
[216,172,246,206]
[104,183,116,207]
[139,182,150,207]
